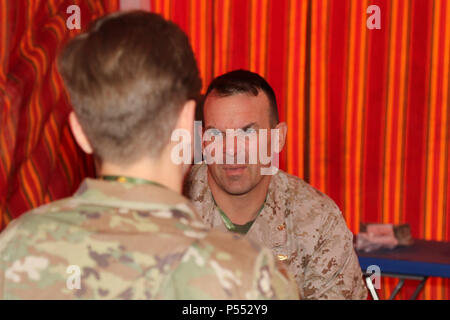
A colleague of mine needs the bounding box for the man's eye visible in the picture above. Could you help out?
[238,128,256,135]
[210,129,222,136]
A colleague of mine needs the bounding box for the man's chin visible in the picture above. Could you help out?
[224,190,251,196]
[221,184,253,196]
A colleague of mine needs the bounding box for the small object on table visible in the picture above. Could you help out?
[356,223,413,252]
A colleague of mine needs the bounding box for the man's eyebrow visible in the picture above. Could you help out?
[240,122,257,131]
[204,123,257,131]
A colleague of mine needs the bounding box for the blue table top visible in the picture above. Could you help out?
[357,239,450,278]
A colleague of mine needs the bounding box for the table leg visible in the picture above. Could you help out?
[410,277,428,300]
[388,279,405,300]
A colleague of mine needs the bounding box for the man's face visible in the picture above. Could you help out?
[203,90,274,195]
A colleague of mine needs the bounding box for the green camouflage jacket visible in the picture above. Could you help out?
[0,178,299,300]
[184,164,368,300]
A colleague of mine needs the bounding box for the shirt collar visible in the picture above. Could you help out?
[74,178,199,220]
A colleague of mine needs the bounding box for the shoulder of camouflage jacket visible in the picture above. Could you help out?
[157,228,299,299]
[275,171,367,300]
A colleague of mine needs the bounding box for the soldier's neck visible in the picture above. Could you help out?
[99,156,184,193]
[208,172,271,225]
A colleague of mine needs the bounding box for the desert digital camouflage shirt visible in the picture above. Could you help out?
[185,164,368,300]
[0,178,299,300]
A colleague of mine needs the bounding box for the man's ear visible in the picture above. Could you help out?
[173,100,196,173]
[68,111,94,154]
[175,99,196,133]
[274,122,288,153]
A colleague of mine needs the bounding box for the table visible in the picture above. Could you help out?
[357,239,450,299]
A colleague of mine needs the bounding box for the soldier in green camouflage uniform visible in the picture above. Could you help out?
[184,70,368,300]
[0,12,299,300]
[0,178,298,299]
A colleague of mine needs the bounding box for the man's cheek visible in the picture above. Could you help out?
[245,138,258,164]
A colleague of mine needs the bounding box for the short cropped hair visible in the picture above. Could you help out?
[204,70,279,127]
[58,11,202,164]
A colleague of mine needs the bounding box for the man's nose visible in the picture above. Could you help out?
[224,135,237,156]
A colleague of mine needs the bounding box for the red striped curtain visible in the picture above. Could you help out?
[0,0,118,227]
[1,0,449,299]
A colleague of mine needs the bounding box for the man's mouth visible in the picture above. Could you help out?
[222,165,247,176]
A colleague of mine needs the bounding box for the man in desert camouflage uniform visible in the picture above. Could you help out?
[0,12,298,300]
[184,70,367,300]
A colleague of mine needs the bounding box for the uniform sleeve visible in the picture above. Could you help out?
[302,207,368,300]
[156,240,300,300]
[0,218,24,300]
[0,253,4,300]
[250,247,300,300]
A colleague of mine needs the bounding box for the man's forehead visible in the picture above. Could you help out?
[204,90,268,106]
[203,91,270,128]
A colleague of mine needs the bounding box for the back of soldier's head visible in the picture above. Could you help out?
[58,11,202,164]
